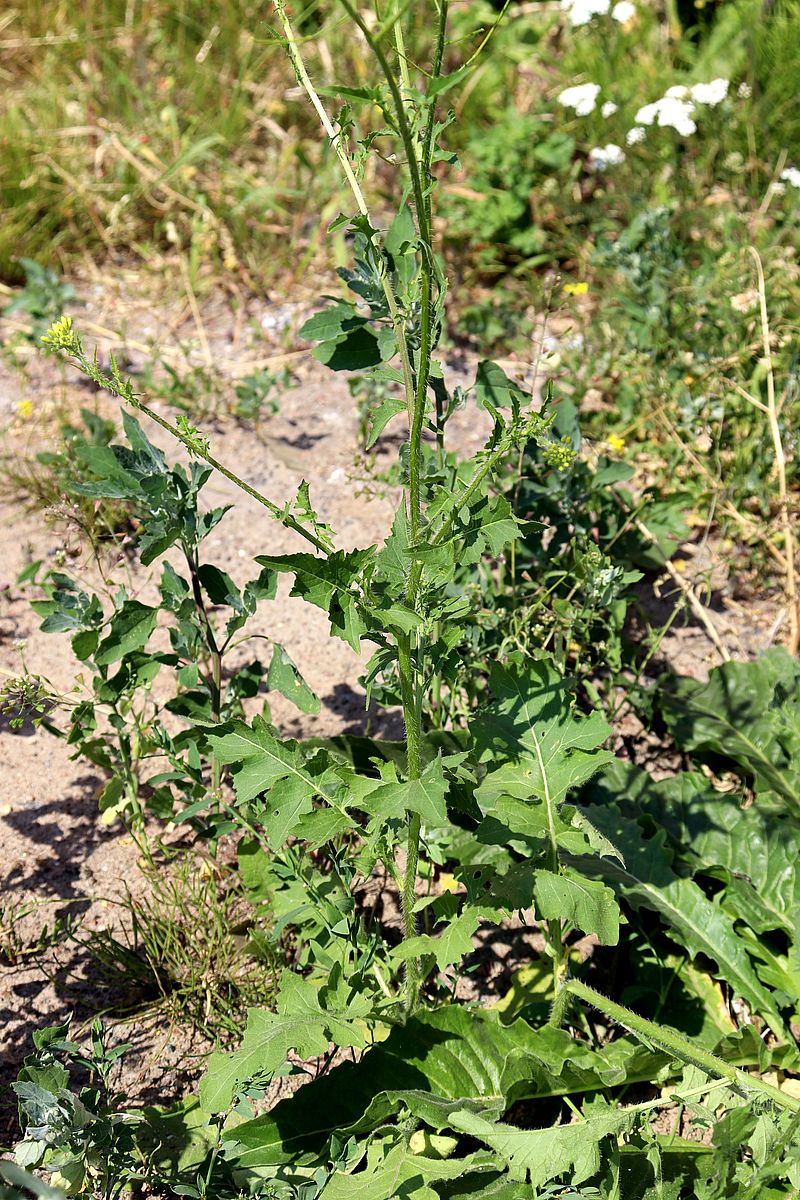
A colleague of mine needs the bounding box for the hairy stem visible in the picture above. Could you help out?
[397,631,422,1009]
[332,0,447,1011]
[54,337,333,554]
[336,4,434,563]
[550,979,800,1113]
[400,1,447,1011]
[280,0,449,1012]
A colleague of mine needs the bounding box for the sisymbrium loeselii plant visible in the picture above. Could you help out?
[7,412,319,845]
[30,2,800,1196]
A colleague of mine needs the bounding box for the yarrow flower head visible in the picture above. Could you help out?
[557,82,601,115]
[780,167,800,189]
[611,1,636,22]
[561,0,610,25]
[635,96,696,136]
[601,101,618,118]
[738,81,752,99]
[690,78,729,106]
[588,143,625,170]
[626,126,646,145]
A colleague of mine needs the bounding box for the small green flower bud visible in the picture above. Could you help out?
[543,437,577,471]
[176,414,210,458]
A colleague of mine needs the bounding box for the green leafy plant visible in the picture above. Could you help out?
[658,647,800,817]
[418,395,691,726]
[444,107,576,279]
[232,367,288,425]
[572,651,800,1046]
[348,370,397,454]
[1,258,75,341]
[11,411,318,839]
[12,1020,155,1199]
[29,2,800,1197]
[2,407,135,554]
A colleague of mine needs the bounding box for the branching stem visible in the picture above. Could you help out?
[331,0,447,1011]
[60,340,333,555]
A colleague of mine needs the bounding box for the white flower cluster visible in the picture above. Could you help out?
[635,96,696,136]
[558,74,731,135]
[557,82,602,115]
[561,0,636,25]
[632,78,729,139]
[556,85,627,169]
[690,78,729,105]
[780,167,800,189]
[588,143,626,170]
[556,68,735,167]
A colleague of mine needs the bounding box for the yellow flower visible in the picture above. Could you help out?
[607,433,626,454]
[41,313,81,354]
[564,281,589,296]
[17,399,33,420]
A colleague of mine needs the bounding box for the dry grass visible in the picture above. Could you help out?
[0,1,371,286]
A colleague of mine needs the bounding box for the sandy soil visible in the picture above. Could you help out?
[0,266,785,1138]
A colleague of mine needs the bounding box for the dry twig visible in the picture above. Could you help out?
[733,250,799,653]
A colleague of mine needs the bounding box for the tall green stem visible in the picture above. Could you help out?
[338,0,448,1011]
[398,632,423,1007]
[414,1,447,459]
[277,0,449,1012]
[401,2,447,1012]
